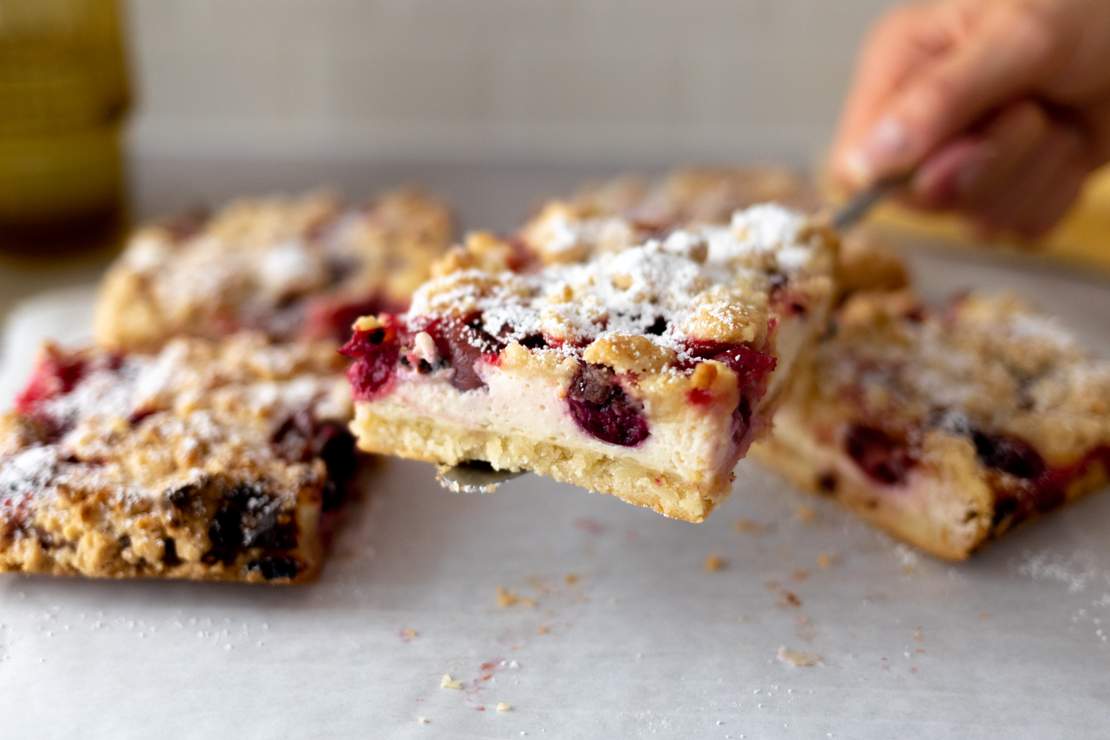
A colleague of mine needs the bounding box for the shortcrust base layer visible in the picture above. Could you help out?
[352,411,730,522]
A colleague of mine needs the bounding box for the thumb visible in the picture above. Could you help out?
[846,3,1060,183]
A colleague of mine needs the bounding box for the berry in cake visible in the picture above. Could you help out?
[752,289,1110,559]
[0,335,353,583]
[94,188,454,349]
[342,204,836,522]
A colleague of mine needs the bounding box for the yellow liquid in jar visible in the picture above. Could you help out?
[0,0,130,252]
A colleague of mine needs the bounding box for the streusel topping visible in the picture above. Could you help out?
[410,204,831,365]
[2,335,351,509]
[99,188,453,344]
[818,291,1110,460]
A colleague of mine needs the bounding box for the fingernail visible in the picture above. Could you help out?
[844,116,910,185]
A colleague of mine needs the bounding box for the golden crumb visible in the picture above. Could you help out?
[794,504,817,523]
[704,554,728,572]
[352,315,382,332]
[400,627,418,641]
[733,518,766,535]
[564,573,579,585]
[496,586,537,608]
[537,624,552,635]
[816,552,838,569]
[496,702,512,713]
[777,646,822,668]
[778,590,802,608]
[440,674,463,690]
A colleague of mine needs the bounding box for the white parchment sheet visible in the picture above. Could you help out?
[1,244,1108,740]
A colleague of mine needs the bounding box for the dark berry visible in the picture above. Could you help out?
[316,422,357,511]
[566,363,650,447]
[681,339,777,452]
[167,480,203,510]
[247,555,301,581]
[844,424,917,485]
[162,537,181,566]
[15,353,88,414]
[340,318,402,400]
[420,314,505,392]
[816,472,839,495]
[206,484,296,564]
[680,340,777,394]
[645,316,668,336]
[304,292,397,342]
[971,429,1045,480]
[519,334,548,350]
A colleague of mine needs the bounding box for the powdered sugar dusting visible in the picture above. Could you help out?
[1,337,352,514]
[0,446,61,503]
[409,204,824,361]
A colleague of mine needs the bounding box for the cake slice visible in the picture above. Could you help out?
[94,188,454,348]
[752,290,1110,559]
[342,204,836,522]
[0,335,354,583]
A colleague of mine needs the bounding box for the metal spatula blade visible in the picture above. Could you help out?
[435,461,524,494]
[830,171,914,231]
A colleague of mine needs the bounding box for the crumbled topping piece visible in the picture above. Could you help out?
[777,646,822,667]
[704,554,728,572]
[496,586,536,608]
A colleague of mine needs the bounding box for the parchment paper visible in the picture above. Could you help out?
[1,241,1108,740]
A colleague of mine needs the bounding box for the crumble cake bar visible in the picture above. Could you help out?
[0,335,354,583]
[752,290,1110,559]
[94,188,454,349]
[342,204,836,522]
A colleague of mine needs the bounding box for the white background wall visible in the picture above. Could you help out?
[125,0,897,166]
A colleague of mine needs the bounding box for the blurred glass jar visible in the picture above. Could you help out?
[0,0,130,253]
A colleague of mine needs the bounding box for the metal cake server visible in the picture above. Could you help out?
[435,172,913,495]
[829,170,914,231]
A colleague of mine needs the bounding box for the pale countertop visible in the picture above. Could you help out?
[1,159,1109,740]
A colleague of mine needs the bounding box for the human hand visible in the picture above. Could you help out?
[830,0,1110,238]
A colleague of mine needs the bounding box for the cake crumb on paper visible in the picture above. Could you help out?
[496,702,513,713]
[704,554,728,572]
[496,586,536,608]
[816,552,838,569]
[417,717,430,725]
[440,674,463,690]
[564,573,579,585]
[776,646,822,667]
[733,517,767,535]
[794,504,816,523]
[778,589,802,608]
[400,627,418,642]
